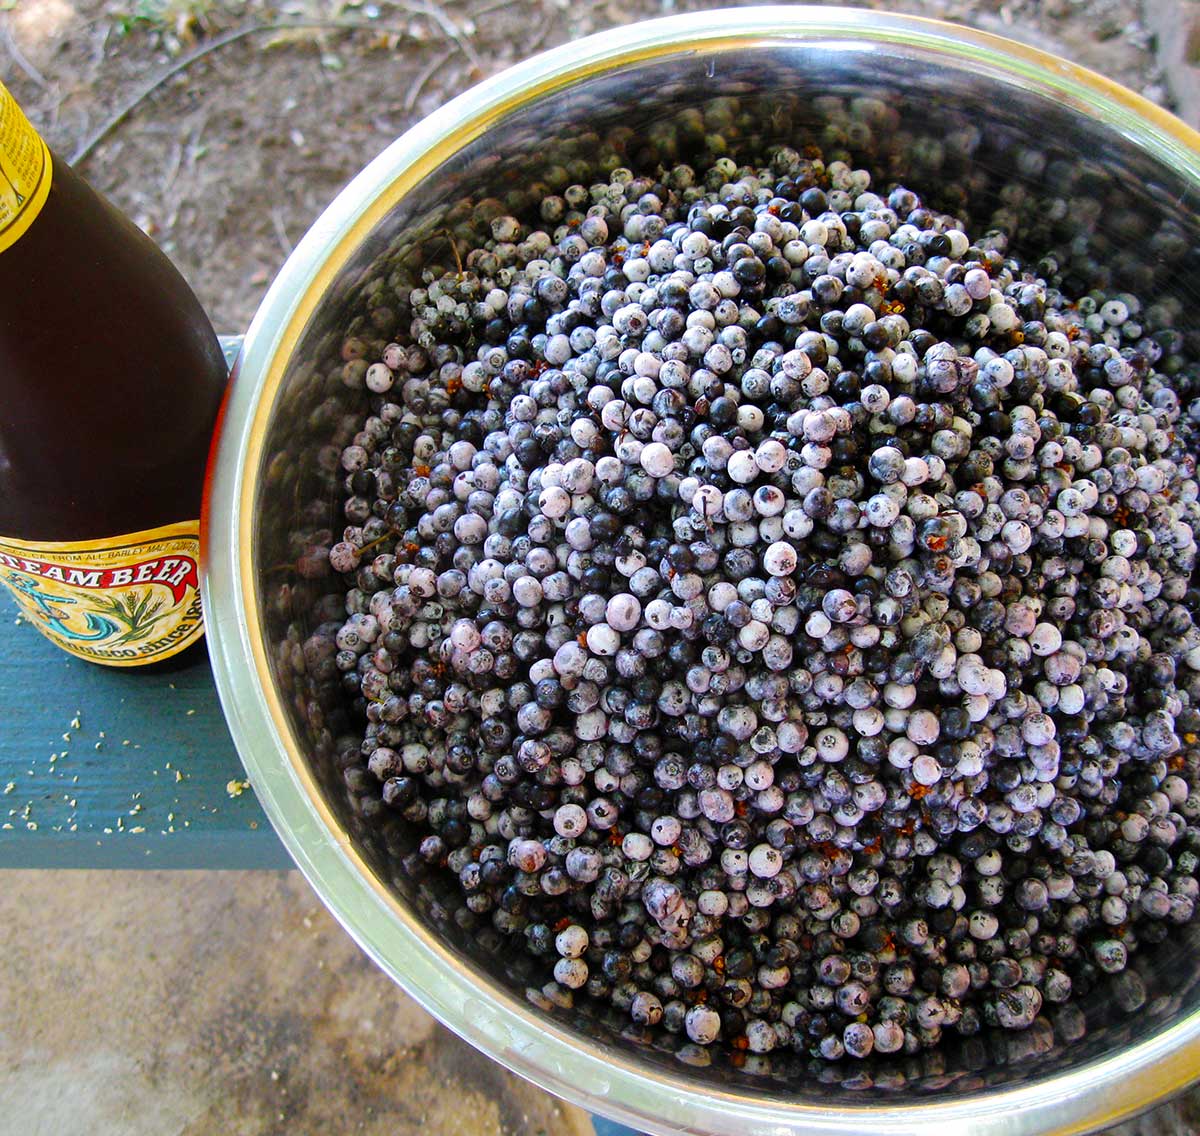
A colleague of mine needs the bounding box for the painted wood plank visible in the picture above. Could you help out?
[0,587,291,868]
[592,1120,642,1136]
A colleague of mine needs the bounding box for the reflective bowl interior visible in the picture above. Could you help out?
[233,21,1200,1119]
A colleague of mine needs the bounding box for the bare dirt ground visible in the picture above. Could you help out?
[4,2,1200,1134]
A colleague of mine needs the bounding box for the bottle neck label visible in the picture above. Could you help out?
[0,522,205,666]
[0,81,52,254]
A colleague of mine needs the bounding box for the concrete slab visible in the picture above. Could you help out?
[0,871,594,1136]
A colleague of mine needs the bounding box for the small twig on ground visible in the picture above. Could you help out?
[270,205,294,257]
[161,137,185,194]
[405,44,456,112]
[527,15,556,54]
[469,0,517,17]
[0,18,50,90]
[184,121,207,176]
[90,21,112,71]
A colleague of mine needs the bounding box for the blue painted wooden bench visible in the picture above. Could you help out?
[0,586,285,868]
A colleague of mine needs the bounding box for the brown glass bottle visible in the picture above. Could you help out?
[0,81,227,667]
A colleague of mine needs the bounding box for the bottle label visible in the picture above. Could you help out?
[0,522,204,667]
[0,81,52,255]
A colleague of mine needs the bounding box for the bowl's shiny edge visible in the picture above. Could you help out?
[202,8,1200,1135]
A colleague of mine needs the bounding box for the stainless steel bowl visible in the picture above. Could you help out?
[202,8,1200,1134]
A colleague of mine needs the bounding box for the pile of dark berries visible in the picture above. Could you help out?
[316,146,1200,1062]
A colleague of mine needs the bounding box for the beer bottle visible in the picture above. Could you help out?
[0,80,228,667]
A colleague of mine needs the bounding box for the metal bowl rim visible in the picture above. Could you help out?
[202,8,1200,1134]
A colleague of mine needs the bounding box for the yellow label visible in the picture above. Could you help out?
[0,80,52,254]
[0,522,204,667]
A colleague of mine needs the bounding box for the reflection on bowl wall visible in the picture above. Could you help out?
[203,9,1200,1135]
